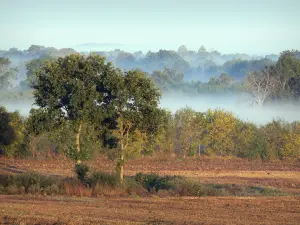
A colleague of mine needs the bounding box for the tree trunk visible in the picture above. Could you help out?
[119,153,124,184]
[119,141,125,184]
[76,120,83,164]
[31,136,36,159]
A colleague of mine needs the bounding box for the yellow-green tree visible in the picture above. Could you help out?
[107,70,166,183]
[174,107,205,157]
[202,109,237,155]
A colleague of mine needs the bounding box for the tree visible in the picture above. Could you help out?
[201,109,238,156]
[0,106,25,157]
[151,67,184,91]
[28,45,44,53]
[288,77,300,100]
[0,57,17,91]
[24,108,58,158]
[177,45,188,57]
[219,73,234,85]
[32,53,116,163]
[115,52,136,70]
[25,55,55,87]
[173,107,204,157]
[142,50,190,73]
[108,70,166,183]
[245,66,281,106]
[222,58,273,80]
[275,50,300,99]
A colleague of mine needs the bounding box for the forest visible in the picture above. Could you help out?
[1,45,300,182]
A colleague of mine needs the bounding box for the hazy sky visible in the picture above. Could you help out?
[1,0,299,54]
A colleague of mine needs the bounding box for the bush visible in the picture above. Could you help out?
[28,184,41,194]
[44,184,61,195]
[0,172,64,195]
[123,177,147,196]
[75,163,89,185]
[0,174,9,187]
[89,171,119,188]
[13,172,41,192]
[246,186,284,196]
[135,173,183,192]
[0,185,5,194]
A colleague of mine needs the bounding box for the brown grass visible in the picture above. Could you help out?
[1,155,300,193]
[0,195,300,224]
[1,155,300,224]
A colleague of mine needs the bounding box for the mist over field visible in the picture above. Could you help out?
[2,90,300,126]
[160,92,300,125]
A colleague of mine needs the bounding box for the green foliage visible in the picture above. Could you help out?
[25,55,55,87]
[151,67,184,91]
[89,171,119,188]
[0,172,287,197]
[154,108,300,160]
[133,173,286,196]
[0,172,64,195]
[135,173,182,192]
[275,50,300,99]
[74,164,119,188]
[32,53,117,161]
[202,109,237,155]
[0,106,27,157]
[75,163,89,185]
[173,107,205,156]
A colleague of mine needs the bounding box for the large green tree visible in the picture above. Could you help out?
[32,53,117,163]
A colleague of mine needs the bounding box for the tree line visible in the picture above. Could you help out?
[0,44,281,92]
[1,53,300,184]
[2,47,300,108]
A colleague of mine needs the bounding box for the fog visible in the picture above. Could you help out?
[0,99,35,116]
[160,92,300,125]
[2,92,300,126]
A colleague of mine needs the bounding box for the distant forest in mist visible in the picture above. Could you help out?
[0,44,280,83]
[1,44,300,116]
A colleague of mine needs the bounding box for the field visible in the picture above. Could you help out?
[0,155,300,224]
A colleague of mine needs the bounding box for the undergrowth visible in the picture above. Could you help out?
[0,166,289,197]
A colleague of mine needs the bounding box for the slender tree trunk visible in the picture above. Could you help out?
[76,120,83,164]
[119,142,124,184]
[31,135,36,159]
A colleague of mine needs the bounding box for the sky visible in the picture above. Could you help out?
[1,0,300,54]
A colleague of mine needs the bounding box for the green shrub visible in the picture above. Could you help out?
[123,177,146,195]
[246,186,284,196]
[89,171,119,188]
[75,163,89,185]
[13,172,41,192]
[0,174,9,187]
[135,173,183,192]
[6,185,19,195]
[0,185,6,194]
[44,184,61,195]
[0,172,64,195]
[28,184,41,194]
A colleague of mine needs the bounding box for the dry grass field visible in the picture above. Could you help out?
[1,195,300,224]
[0,155,300,224]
